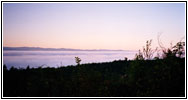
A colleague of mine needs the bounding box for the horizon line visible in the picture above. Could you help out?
[3,46,138,51]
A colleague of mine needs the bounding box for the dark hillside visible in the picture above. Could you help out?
[3,57,185,97]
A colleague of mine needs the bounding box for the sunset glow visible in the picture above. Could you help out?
[3,3,185,50]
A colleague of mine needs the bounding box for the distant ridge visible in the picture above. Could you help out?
[3,47,128,51]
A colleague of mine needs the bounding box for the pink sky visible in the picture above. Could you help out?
[3,3,185,50]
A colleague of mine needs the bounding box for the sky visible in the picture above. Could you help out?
[3,3,186,50]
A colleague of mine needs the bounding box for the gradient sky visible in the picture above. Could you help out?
[3,3,185,50]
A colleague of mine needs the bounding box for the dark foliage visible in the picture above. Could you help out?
[3,57,185,97]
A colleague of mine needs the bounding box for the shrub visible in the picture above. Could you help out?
[75,57,81,65]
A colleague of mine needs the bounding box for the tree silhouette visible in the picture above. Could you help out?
[135,40,157,60]
[172,42,185,58]
[143,40,156,60]
[135,50,144,60]
[75,57,81,65]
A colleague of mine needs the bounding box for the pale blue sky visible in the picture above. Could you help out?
[3,3,185,50]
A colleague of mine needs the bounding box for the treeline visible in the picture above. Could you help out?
[3,41,185,97]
